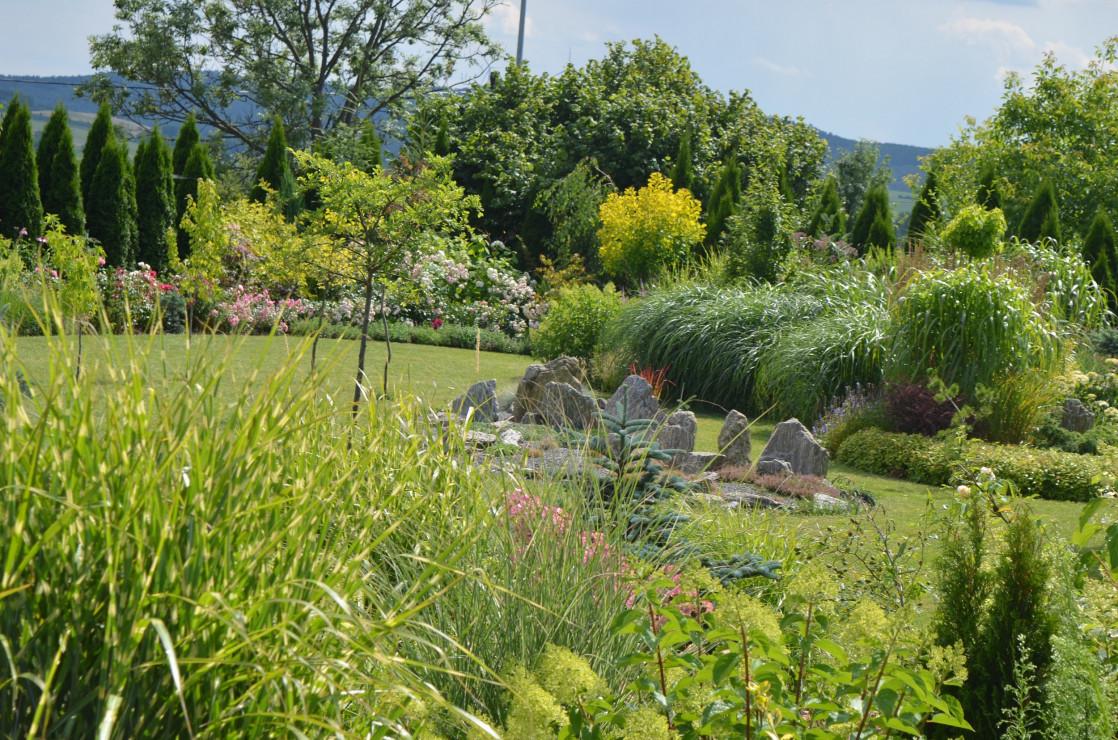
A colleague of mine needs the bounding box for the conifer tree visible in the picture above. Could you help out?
[135,127,176,271]
[866,210,896,251]
[906,170,940,246]
[87,136,134,266]
[252,117,298,220]
[669,133,693,193]
[433,114,451,157]
[806,177,845,238]
[1016,179,1060,244]
[173,115,203,254]
[176,143,215,259]
[43,110,85,236]
[778,163,794,204]
[976,161,1001,211]
[0,101,43,240]
[705,159,741,247]
[360,121,383,170]
[172,112,200,177]
[36,104,68,201]
[1083,210,1118,311]
[80,103,113,210]
[0,94,21,155]
[849,185,891,253]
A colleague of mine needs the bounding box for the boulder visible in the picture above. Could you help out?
[656,410,697,458]
[511,356,584,421]
[757,418,829,477]
[1061,398,1095,434]
[717,410,752,467]
[463,430,498,448]
[451,379,499,423]
[756,458,793,476]
[675,451,727,476]
[539,381,598,430]
[605,375,660,421]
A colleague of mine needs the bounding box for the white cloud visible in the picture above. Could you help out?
[753,57,805,76]
[487,1,534,39]
[940,13,1036,58]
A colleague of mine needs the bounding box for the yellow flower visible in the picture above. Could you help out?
[785,561,840,605]
[535,645,606,705]
[717,590,782,643]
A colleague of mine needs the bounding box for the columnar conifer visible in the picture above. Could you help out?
[806,177,845,238]
[976,161,1001,211]
[252,117,298,220]
[849,185,892,253]
[173,114,203,256]
[0,101,44,239]
[36,104,68,201]
[80,103,113,210]
[177,143,215,259]
[1083,210,1118,311]
[135,127,175,271]
[669,133,693,193]
[0,94,21,155]
[906,170,940,246]
[704,159,741,247]
[87,136,135,266]
[43,110,85,236]
[1016,179,1060,244]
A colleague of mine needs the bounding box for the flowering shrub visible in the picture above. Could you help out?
[790,230,857,265]
[1067,359,1118,418]
[209,287,312,334]
[813,383,885,455]
[97,263,179,332]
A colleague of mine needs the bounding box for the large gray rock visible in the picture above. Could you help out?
[511,356,584,421]
[676,451,727,475]
[605,375,660,421]
[451,379,498,423]
[1062,398,1095,433]
[757,418,829,477]
[717,410,752,467]
[656,410,697,457]
[539,381,598,430]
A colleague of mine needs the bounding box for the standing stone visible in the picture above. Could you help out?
[539,381,598,430]
[717,410,752,467]
[451,379,498,423]
[656,410,697,455]
[605,375,660,420]
[757,418,829,477]
[1061,398,1095,433]
[511,356,584,421]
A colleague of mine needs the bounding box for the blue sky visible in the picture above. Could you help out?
[2,0,1116,147]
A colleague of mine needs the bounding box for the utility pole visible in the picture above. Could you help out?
[516,0,527,65]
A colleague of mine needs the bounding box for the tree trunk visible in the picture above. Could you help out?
[352,275,374,419]
[311,292,326,375]
[381,284,391,397]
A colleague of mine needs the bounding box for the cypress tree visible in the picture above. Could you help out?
[44,111,85,236]
[135,127,175,271]
[36,104,68,202]
[123,138,139,262]
[0,101,44,240]
[80,103,113,210]
[1083,210,1118,311]
[705,159,741,247]
[176,143,215,260]
[669,133,693,193]
[806,177,846,238]
[172,112,200,177]
[252,117,298,220]
[173,115,203,255]
[976,161,1001,211]
[0,94,21,156]
[778,164,794,204]
[866,211,896,251]
[849,185,892,253]
[1017,179,1061,244]
[87,136,134,266]
[906,170,941,246]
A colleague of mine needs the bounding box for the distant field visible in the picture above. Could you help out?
[30,109,146,155]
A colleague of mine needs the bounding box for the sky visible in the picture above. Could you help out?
[1,0,1116,148]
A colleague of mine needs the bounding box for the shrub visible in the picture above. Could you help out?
[723,179,795,282]
[834,427,954,485]
[597,172,704,284]
[974,369,1062,445]
[813,383,886,456]
[941,204,1006,259]
[1095,328,1118,356]
[883,382,957,436]
[533,282,623,362]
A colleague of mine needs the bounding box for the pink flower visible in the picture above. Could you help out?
[50,270,58,278]
[18,228,27,237]
[98,258,106,266]
[431,317,443,330]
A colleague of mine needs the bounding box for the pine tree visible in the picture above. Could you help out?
[1017,179,1060,244]
[176,143,215,259]
[135,126,176,271]
[87,136,134,266]
[806,177,845,238]
[44,110,85,236]
[976,161,1001,211]
[906,170,940,246]
[849,185,891,253]
[0,101,44,240]
[252,116,298,220]
[36,104,68,202]
[80,103,113,210]
[1083,210,1118,311]
[704,159,741,247]
[669,133,693,193]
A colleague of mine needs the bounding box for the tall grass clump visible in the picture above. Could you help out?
[0,301,508,737]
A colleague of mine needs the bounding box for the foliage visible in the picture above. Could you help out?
[999,237,1110,331]
[209,287,312,334]
[79,102,113,211]
[43,216,103,325]
[134,126,176,272]
[848,185,892,254]
[976,160,1002,211]
[40,106,85,238]
[1083,209,1118,311]
[288,317,531,354]
[85,0,501,152]
[598,172,704,284]
[176,143,215,260]
[831,138,892,222]
[97,263,179,333]
[928,39,1118,242]
[724,177,796,282]
[86,136,136,267]
[251,116,299,220]
[534,282,624,363]
[888,265,1059,401]
[669,132,694,192]
[883,382,957,436]
[1016,177,1061,244]
[0,99,43,240]
[704,159,743,248]
[940,204,1006,259]
[535,159,614,268]
[813,382,886,456]
[805,175,846,239]
[906,170,940,245]
[35,104,66,217]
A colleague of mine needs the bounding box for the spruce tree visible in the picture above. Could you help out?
[44,111,85,236]
[0,101,44,240]
[252,117,298,220]
[176,143,215,259]
[135,127,176,271]
[87,136,134,266]
[80,103,113,210]
[1017,179,1061,244]
[976,161,1001,211]
[36,104,68,202]
[849,185,891,253]
[1083,210,1118,311]
[669,133,693,192]
[906,170,940,246]
[806,177,845,238]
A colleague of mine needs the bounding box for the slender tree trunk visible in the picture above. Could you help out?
[381,284,391,398]
[352,275,374,419]
[311,292,326,375]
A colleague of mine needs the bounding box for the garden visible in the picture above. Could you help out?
[3,22,1118,740]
